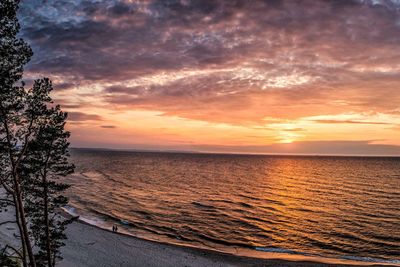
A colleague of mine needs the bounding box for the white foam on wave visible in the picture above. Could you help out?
[62,206,77,216]
[61,206,400,266]
[62,206,106,228]
[342,255,400,264]
[254,246,400,265]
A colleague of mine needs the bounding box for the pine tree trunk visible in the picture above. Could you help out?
[1,114,35,267]
[43,178,52,267]
[14,178,36,267]
[13,194,28,267]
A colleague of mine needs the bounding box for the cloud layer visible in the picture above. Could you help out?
[18,0,400,154]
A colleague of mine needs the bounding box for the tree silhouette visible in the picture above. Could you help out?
[0,1,74,267]
[0,0,36,266]
[22,79,75,267]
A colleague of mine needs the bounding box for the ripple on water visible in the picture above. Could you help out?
[66,150,400,263]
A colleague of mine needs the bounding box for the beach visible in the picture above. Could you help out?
[0,207,398,267]
[57,217,397,267]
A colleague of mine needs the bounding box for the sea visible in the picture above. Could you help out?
[64,149,400,265]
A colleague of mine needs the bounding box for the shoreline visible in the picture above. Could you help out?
[60,210,400,267]
[1,206,398,267]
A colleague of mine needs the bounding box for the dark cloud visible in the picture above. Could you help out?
[18,0,400,125]
[67,112,102,121]
[192,140,400,156]
[108,2,136,16]
[100,125,117,128]
[19,0,400,79]
[54,82,75,91]
[64,104,82,109]
[105,85,144,94]
[67,139,400,156]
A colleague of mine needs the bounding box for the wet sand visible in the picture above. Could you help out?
[57,218,398,267]
[0,205,398,267]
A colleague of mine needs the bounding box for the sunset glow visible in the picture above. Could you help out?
[2,2,400,265]
[19,0,400,155]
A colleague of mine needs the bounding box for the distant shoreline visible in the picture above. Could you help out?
[70,147,400,158]
[59,210,399,267]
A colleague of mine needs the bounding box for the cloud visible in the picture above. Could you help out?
[67,112,102,121]
[100,125,117,128]
[281,128,305,132]
[20,0,400,82]
[69,139,400,156]
[16,0,400,154]
[192,140,400,156]
[312,120,393,125]
[54,82,76,91]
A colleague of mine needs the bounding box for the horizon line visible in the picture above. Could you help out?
[69,147,400,158]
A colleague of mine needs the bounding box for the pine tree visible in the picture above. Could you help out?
[0,1,36,266]
[0,246,19,267]
[22,79,75,267]
[1,1,74,267]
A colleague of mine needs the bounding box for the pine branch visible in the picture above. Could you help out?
[14,117,35,177]
[4,245,23,259]
[0,182,13,194]
[0,220,16,226]
[0,198,14,205]
[0,110,16,173]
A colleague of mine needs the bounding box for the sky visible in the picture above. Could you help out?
[18,0,400,155]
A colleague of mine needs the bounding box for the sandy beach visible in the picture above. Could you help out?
[57,218,398,267]
[0,208,398,267]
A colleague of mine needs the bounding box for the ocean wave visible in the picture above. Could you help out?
[191,201,216,210]
[254,247,298,254]
[341,255,400,264]
[66,152,400,264]
[61,206,400,266]
[255,247,400,265]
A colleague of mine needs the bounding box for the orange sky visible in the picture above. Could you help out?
[20,0,400,155]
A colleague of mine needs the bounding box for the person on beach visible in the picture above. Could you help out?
[112,225,115,232]
[115,225,118,232]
